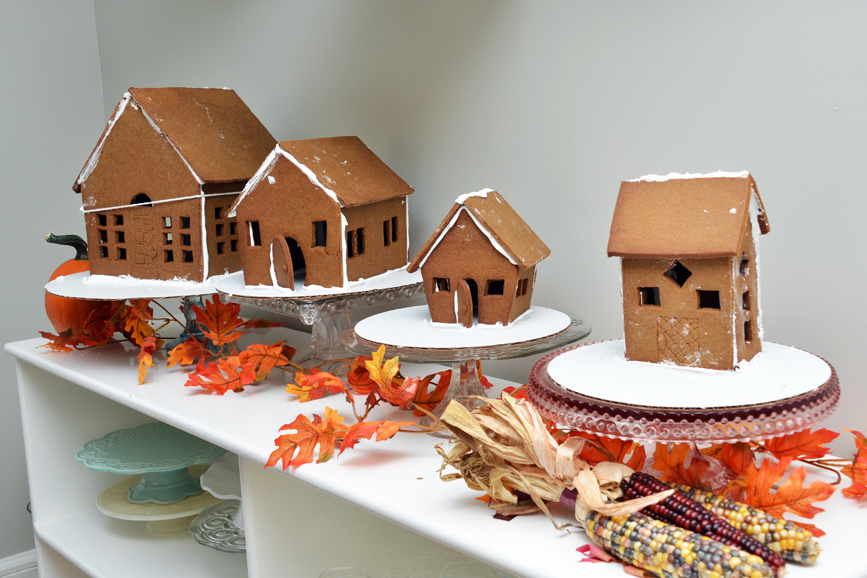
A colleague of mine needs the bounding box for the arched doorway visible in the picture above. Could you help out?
[271,236,307,289]
[456,278,480,327]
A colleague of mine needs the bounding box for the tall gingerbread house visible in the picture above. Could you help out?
[73,87,277,281]
[607,171,770,370]
[408,189,550,327]
[227,137,413,289]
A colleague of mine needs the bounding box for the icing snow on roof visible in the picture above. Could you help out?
[629,170,751,183]
[454,188,493,205]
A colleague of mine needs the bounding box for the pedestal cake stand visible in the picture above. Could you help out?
[341,306,591,430]
[216,268,424,369]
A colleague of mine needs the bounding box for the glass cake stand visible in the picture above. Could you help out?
[216,270,424,369]
[342,308,590,431]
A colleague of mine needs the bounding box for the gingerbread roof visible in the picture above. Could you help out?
[408,189,550,272]
[228,136,413,214]
[74,87,276,192]
[607,171,771,259]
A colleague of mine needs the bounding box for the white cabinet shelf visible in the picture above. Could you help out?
[7,330,867,578]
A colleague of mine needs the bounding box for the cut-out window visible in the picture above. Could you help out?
[130,193,152,206]
[230,239,238,252]
[516,278,529,297]
[216,224,224,237]
[116,231,125,244]
[216,242,225,255]
[180,216,191,229]
[391,216,398,243]
[698,290,721,310]
[433,277,450,292]
[665,261,692,287]
[99,229,107,244]
[165,232,173,245]
[229,222,237,236]
[742,291,750,311]
[215,207,222,220]
[639,286,661,306]
[357,228,365,255]
[183,250,193,263]
[248,221,261,246]
[163,216,172,228]
[117,248,127,260]
[181,234,191,246]
[744,319,753,343]
[740,255,749,276]
[346,228,365,258]
[486,280,505,295]
[99,246,108,258]
[383,219,391,246]
[164,250,174,263]
[114,214,123,226]
[314,221,327,248]
[98,214,107,227]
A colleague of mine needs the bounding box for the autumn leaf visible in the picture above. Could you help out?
[266,407,348,469]
[762,428,840,461]
[501,385,530,401]
[167,337,214,368]
[286,368,346,402]
[233,342,291,382]
[409,370,451,416]
[841,428,867,501]
[137,335,159,385]
[184,359,253,394]
[193,295,245,347]
[740,458,836,535]
[719,442,756,476]
[346,355,376,395]
[119,299,156,346]
[77,303,121,346]
[241,318,282,330]
[363,345,419,408]
[575,433,646,471]
[39,329,80,352]
[476,361,494,389]
[338,419,417,454]
[651,443,711,490]
[365,345,400,393]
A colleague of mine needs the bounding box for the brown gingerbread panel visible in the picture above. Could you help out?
[507,265,537,323]
[732,219,762,363]
[204,194,243,278]
[620,256,737,370]
[343,196,409,282]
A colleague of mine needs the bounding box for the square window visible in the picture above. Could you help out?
[230,239,238,252]
[230,222,237,236]
[356,227,365,255]
[383,220,391,247]
[742,291,750,311]
[181,234,191,246]
[391,216,398,243]
[98,229,107,244]
[217,242,225,255]
[433,277,450,292]
[740,255,749,276]
[214,206,222,220]
[98,214,107,226]
[164,250,174,263]
[216,224,224,237]
[163,216,172,228]
[744,319,753,343]
[248,221,261,246]
[314,220,327,247]
[117,247,127,260]
[116,231,125,243]
[698,290,721,310]
[346,230,356,258]
[183,250,193,263]
[486,280,504,295]
[114,214,123,226]
[99,245,108,258]
[639,286,661,306]
[180,216,191,229]
[165,232,173,245]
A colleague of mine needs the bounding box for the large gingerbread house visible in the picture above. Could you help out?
[227,137,413,289]
[607,171,770,370]
[408,189,550,327]
[73,87,276,281]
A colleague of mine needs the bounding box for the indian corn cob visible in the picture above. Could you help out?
[585,510,776,578]
[670,483,821,564]
[621,473,786,576]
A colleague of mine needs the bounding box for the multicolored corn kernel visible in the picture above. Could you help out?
[673,483,821,565]
[584,510,775,578]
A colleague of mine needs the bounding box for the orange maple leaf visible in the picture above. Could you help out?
[338,419,417,454]
[719,442,756,476]
[193,295,244,347]
[762,428,840,461]
[364,345,419,408]
[266,407,348,469]
[184,359,253,394]
[167,338,214,368]
[137,335,159,385]
[409,370,451,416]
[286,368,346,402]
[119,299,157,346]
[741,458,836,536]
[39,329,80,352]
[346,355,376,395]
[651,443,711,490]
[234,342,291,382]
[841,428,867,501]
[575,433,646,471]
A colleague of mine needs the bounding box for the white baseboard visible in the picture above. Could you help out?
[0,550,36,578]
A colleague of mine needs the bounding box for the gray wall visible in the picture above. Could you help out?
[2,0,866,561]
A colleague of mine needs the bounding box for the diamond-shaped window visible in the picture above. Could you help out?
[665,261,692,287]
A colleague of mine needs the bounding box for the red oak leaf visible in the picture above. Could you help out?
[137,335,159,385]
[167,337,214,368]
[338,419,417,454]
[184,359,253,394]
[409,370,451,416]
[39,329,80,352]
[842,428,867,501]
[234,342,291,382]
[652,443,711,490]
[193,295,244,346]
[119,299,156,346]
[346,355,376,395]
[241,318,282,329]
[762,428,840,461]
[576,433,646,471]
[286,368,346,402]
[266,407,348,469]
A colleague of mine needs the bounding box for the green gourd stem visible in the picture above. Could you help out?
[45,232,88,260]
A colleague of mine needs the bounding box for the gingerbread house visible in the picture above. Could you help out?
[73,87,277,281]
[408,189,550,327]
[226,137,413,289]
[607,171,771,370]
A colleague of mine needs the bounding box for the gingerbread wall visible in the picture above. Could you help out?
[343,196,408,282]
[732,218,762,363]
[204,194,243,277]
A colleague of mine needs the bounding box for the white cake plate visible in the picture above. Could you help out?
[45,270,233,300]
[216,269,424,369]
[342,306,590,433]
[199,454,244,531]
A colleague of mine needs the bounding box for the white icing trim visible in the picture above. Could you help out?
[731,254,739,368]
[750,191,764,341]
[80,190,240,214]
[453,289,459,323]
[269,243,278,287]
[200,196,209,280]
[417,206,517,270]
[137,100,204,185]
[280,149,342,205]
[227,148,280,218]
[404,196,410,262]
[629,170,750,183]
[341,213,349,285]
[454,187,494,205]
[77,93,131,186]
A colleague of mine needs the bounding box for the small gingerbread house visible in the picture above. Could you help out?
[227,137,413,289]
[607,171,770,370]
[73,87,277,281]
[408,190,550,327]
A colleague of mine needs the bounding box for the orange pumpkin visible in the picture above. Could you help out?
[45,233,121,333]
